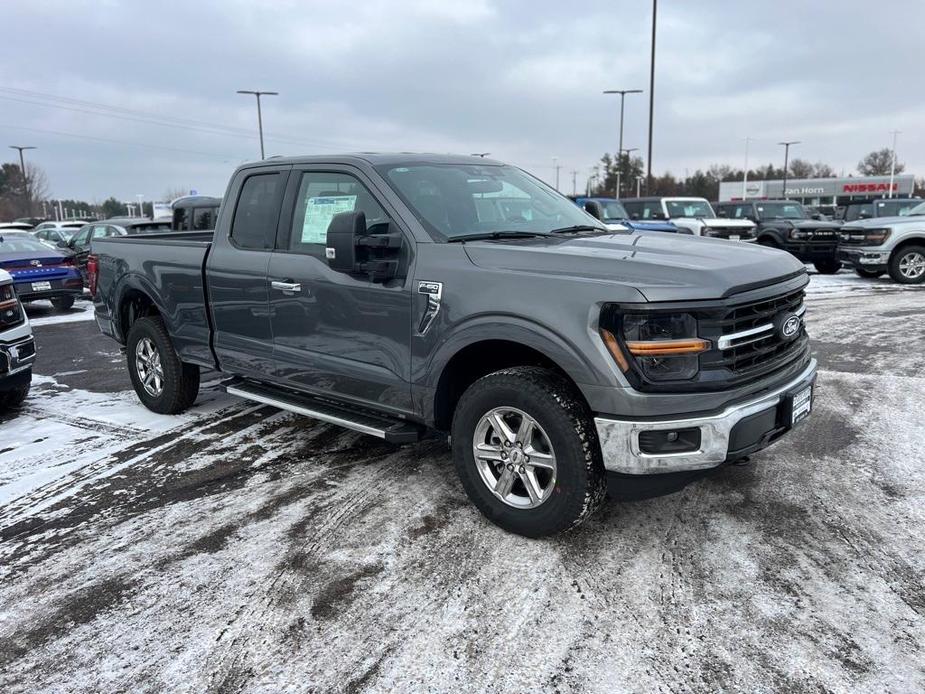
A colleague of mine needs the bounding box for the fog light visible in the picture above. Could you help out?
[638,427,701,454]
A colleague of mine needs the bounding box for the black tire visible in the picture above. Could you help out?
[50,295,75,311]
[126,316,200,414]
[0,379,30,410]
[888,245,925,285]
[854,268,884,279]
[813,259,841,275]
[451,366,606,538]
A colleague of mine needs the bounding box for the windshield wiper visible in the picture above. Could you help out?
[548,224,608,234]
[446,230,550,242]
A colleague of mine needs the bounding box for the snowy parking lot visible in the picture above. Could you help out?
[1,273,924,692]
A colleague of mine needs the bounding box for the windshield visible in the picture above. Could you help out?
[599,200,629,221]
[879,199,920,216]
[756,202,806,220]
[665,199,714,218]
[0,233,58,253]
[903,202,925,216]
[377,163,603,239]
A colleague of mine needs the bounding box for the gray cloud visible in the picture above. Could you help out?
[1,0,922,201]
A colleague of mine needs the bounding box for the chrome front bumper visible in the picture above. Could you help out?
[595,359,817,475]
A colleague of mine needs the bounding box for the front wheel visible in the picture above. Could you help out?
[813,259,841,275]
[855,268,884,279]
[889,245,925,284]
[451,367,606,537]
[126,316,200,414]
[50,295,75,311]
[0,377,30,410]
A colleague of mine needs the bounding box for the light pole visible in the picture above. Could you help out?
[603,89,643,190]
[742,136,754,199]
[888,130,901,198]
[236,90,278,159]
[552,156,561,191]
[636,175,644,197]
[570,170,578,196]
[646,0,657,194]
[616,147,638,198]
[778,141,800,199]
[9,145,37,216]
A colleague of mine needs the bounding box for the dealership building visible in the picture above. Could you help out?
[718,173,916,205]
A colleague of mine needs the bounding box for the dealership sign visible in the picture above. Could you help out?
[842,182,898,194]
[720,174,914,201]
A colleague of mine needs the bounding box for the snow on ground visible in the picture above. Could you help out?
[0,272,923,693]
[23,298,96,327]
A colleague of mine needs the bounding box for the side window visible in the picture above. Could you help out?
[622,201,641,218]
[71,228,91,248]
[192,207,215,230]
[91,225,109,239]
[173,207,188,231]
[642,201,663,219]
[287,171,387,254]
[231,173,282,250]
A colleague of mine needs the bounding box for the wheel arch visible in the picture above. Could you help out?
[114,274,166,343]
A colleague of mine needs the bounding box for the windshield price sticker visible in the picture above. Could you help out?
[302,195,357,244]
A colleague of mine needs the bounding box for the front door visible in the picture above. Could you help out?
[267,167,414,415]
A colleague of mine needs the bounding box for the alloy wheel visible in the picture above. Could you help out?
[135,337,164,397]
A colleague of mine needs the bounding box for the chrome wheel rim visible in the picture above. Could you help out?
[135,337,164,397]
[472,407,557,509]
[898,251,925,279]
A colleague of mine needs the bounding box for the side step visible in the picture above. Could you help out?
[223,380,425,444]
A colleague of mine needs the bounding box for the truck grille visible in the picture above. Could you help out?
[698,287,808,387]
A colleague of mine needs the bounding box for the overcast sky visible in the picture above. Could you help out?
[1,0,923,202]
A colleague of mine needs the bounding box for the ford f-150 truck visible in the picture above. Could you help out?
[91,154,816,537]
[838,200,925,283]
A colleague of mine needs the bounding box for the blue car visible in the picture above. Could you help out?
[0,231,84,311]
[570,197,689,234]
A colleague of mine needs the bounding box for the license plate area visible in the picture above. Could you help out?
[32,281,52,291]
[729,234,740,241]
[780,382,813,427]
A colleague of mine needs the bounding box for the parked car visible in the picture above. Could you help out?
[622,197,757,241]
[0,268,35,409]
[0,231,84,310]
[837,197,921,222]
[570,197,687,234]
[838,201,925,283]
[104,218,173,235]
[0,222,37,232]
[713,200,842,274]
[91,153,816,537]
[33,226,77,246]
[33,220,88,236]
[13,217,47,227]
[172,195,222,231]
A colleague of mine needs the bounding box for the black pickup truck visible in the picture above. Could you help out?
[713,200,842,273]
[91,154,816,537]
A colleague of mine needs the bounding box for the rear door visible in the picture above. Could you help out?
[207,167,288,378]
[266,166,414,414]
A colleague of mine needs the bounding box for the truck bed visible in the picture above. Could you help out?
[92,231,216,368]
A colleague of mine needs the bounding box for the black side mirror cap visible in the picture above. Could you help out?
[326,210,365,272]
[582,200,604,220]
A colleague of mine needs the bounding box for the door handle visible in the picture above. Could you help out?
[271,280,302,293]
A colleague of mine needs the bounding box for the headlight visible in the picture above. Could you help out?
[864,228,891,245]
[0,282,23,328]
[701,227,720,237]
[789,228,811,240]
[600,311,709,382]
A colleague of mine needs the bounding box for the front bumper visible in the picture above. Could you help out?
[782,242,837,261]
[838,248,889,271]
[0,333,36,388]
[594,359,817,474]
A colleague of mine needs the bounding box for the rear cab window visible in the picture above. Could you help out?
[230,173,284,250]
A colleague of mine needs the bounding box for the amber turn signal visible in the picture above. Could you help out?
[625,338,710,356]
[599,328,630,372]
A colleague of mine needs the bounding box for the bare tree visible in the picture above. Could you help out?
[812,162,836,178]
[162,186,189,202]
[25,162,50,205]
[788,159,814,179]
[858,148,904,176]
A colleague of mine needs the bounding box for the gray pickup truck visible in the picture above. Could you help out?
[838,200,925,283]
[91,154,816,537]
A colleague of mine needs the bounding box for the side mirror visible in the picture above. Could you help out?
[56,240,68,248]
[582,200,604,220]
[326,210,364,273]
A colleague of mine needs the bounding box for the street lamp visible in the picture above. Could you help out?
[9,145,37,215]
[778,141,800,199]
[603,89,643,191]
[888,130,901,198]
[742,136,754,199]
[636,175,644,197]
[552,156,561,191]
[646,0,658,194]
[236,90,278,159]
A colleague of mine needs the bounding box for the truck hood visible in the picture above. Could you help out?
[694,218,755,229]
[463,232,804,301]
[842,215,925,228]
[760,219,841,230]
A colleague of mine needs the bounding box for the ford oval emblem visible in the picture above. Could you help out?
[781,315,801,339]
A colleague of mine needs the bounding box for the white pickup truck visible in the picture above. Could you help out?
[622,196,757,241]
[0,268,35,409]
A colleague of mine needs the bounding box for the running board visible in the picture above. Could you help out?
[224,380,424,444]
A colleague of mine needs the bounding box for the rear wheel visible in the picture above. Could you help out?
[451,366,606,537]
[813,259,841,275]
[50,295,75,311]
[854,268,884,279]
[889,246,925,284]
[126,316,200,414]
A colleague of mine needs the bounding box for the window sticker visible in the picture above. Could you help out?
[301,194,357,243]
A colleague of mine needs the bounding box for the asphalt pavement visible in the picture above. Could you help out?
[1,277,923,693]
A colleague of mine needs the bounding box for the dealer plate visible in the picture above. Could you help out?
[790,385,812,425]
[32,281,52,291]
